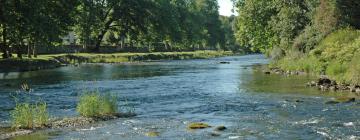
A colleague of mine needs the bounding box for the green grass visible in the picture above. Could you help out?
[272,28,360,85]
[76,91,118,117]
[0,51,233,72]
[11,102,49,129]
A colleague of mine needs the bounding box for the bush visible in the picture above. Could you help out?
[77,92,118,117]
[326,61,347,82]
[271,55,324,74]
[11,102,49,129]
[345,54,360,85]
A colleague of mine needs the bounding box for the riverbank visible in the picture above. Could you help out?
[266,28,360,94]
[0,51,234,72]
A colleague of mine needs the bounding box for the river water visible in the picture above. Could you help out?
[0,55,359,140]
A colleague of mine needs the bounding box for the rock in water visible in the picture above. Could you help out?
[336,97,356,103]
[214,126,227,131]
[188,122,211,129]
[145,131,160,137]
[325,101,340,104]
[210,132,221,137]
[325,97,356,104]
[219,61,230,64]
[317,77,332,86]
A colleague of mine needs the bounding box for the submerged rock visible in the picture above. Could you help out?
[145,131,160,137]
[0,129,33,140]
[214,126,227,131]
[210,132,221,137]
[188,122,211,129]
[219,61,230,64]
[325,97,356,104]
[336,97,356,103]
[325,101,340,104]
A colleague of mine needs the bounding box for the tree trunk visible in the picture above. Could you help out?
[33,44,37,58]
[93,18,114,53]
[1,24,10,59]
[16,44,22,59]
[27,44,32,58]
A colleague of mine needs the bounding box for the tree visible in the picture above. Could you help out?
[0,0,78,59]
[75,0,154,52]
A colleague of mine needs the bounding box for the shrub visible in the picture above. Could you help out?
[326,61,347,82]
[77,92,118,117]
[11,102,49,129]
[345,54,360,85]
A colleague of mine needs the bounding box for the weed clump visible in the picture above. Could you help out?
[76,92,118,118]
[11,102,49,129]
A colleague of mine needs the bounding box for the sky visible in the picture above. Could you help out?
[218,0,235,16]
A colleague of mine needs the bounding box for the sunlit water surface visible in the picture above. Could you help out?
[0,55,359,140]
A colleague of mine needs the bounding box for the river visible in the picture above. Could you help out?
[0,55,359,140]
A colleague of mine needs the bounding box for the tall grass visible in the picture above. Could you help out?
[345,54,360,85]
[77,91,118,117]
[11,102,49,129]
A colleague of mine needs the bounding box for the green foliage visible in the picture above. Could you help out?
[326,61,347,82]
[11,102,49,129]
[273,28,360,85]
[235,0,276,52]
[272,55,323,74]
[345,54,360,85]
[314,28,360,63]
[77,91,118,117]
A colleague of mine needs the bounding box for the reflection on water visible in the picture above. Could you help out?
[0,55,359,140]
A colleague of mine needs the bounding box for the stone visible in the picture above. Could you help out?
[210,132,221,137]
[219,62,230,64]
[325,101,340,104]
[295,100,304,103]
[329,86,338,91]
[317,77,332,86]
[188,122,211,129]
[145,131,160,137]
[214,126,227,131]
[307,81,317,87]
[326,97,356,104]
[356,88,360,93]
[264,71,271,75]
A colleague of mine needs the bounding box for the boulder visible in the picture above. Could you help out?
[317,77,332,86]
[145,131,160,137]
[210,132,221,137]
[214,126,227,131]
[264,71,271,75]
[188,122,211,129]
[219,62,230,64]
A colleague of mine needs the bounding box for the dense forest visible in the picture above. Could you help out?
[0,0,238,59]
[234,0,360,85]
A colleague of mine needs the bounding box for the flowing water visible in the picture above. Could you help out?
[0,55,359,140]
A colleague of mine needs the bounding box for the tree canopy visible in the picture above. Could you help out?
[0,0,237,58]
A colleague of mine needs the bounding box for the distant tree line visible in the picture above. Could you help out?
[0,0,239,59]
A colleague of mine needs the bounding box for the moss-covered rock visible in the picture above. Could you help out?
[188,122,211,129]
[145,131,160,137]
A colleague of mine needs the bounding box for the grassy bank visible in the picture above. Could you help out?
[270,28,360,85]
[0,51,233,72]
